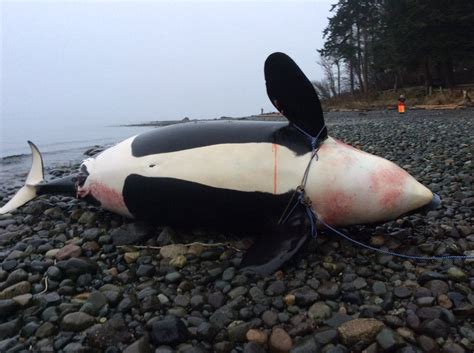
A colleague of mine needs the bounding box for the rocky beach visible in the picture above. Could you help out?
[0,109,473,353]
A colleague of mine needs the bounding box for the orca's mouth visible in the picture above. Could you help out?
[417,192,441,213]
[426,193,441,210]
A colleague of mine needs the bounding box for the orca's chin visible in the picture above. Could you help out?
[402,193,441,218]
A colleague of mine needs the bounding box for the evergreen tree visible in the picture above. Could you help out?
[319,0,474,94]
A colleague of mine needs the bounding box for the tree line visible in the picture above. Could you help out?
[316,0,474,98]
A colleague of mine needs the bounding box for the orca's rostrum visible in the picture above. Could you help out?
[0,52,440,275]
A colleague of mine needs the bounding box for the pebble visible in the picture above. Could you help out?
[0,299,19,317]
[111,223,152,245]
[313,328,337,345]
[61,312,95,331]
[424,280,449,296]
[150,318,189,346]
[262,310,278,327]
[393,286,412,299]
[208,291,226,308]
[372,281,387,296]
[290,336,320,353]
[396,327,415,343]
[228,286,248,299]
[46,265,62,281]
[442,341,465,353]
[0,281,31,299]
[0,318,21,339]
[169,255,187,269]
[416,296,435,306]
[284,294,296,306]
[56,257,98,275]
[165,272,182,283]
[36,322,58,338]
[78,211,97,224]
[438,294,453,309]
[123,335,152,353]
[124,251,140,264]
[228,321,250,342]
[447,267,468,282]
[308,302,332,322]
[416,335,438,352]
[244,342,267,353]
[420,318,449,339]
[85,316,131,349]
[56,243,82,260]
[246,329,268,346]
[337,318,385,345]
[269,327,292,353]
[5,268,28,285]
[196,322,219,341]
[376,328,405,351]
[317,281,340,299]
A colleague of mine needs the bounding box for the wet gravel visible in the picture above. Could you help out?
[0,109,473,353]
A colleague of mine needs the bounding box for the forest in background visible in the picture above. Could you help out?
[314,0,474,104]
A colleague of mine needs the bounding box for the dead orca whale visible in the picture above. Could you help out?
[0,52,440,275]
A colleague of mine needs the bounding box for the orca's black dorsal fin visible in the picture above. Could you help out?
[264,52,327,139]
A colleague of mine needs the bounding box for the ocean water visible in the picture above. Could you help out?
[0,119,155,184]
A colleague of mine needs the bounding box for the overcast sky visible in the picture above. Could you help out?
[2,0,333,127]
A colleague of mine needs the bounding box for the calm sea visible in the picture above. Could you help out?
[0,118,155,184]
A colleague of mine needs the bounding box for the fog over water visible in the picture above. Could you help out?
[1,1,332,157]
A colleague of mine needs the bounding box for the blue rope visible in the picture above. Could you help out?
[285,122,474,261]
[291,123,326,150]
[319,219,474,261]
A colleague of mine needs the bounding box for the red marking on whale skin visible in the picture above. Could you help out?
[89,182,129,215]
[380,189,402,208]
[320,191,353,225]
[272,144,278,194]
[370,167,408,208]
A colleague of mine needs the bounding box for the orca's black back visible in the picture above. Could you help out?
[131,120,311,157]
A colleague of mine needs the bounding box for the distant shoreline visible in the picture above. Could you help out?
[120,113,286,127]
[120,105,473,128]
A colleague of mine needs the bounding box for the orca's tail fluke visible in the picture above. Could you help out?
[0,141,44,215]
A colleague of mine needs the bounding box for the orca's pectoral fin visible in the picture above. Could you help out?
[240,231,308,277]
[264,52,327,139]
[240,210,309,276]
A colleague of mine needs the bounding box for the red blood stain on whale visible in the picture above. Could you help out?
[380,189,402,208]
[320,191,353,225]
[89,182,129,214]
[370,167,408,207]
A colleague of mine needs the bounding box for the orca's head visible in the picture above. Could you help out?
[264,52,440,226]
[308,137,440,226]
